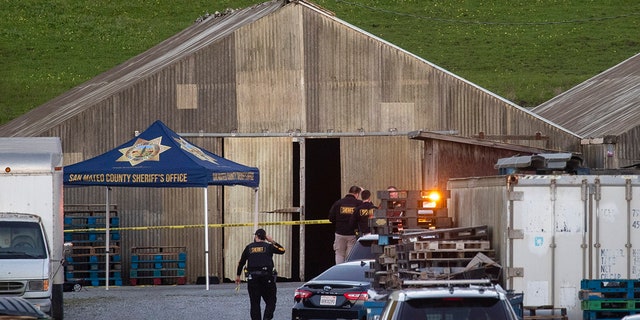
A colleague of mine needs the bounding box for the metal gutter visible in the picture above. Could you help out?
[178,130,416,138]
[178,129,462,139]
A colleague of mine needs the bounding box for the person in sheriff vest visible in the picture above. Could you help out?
[328,185,362,264]
[350,189,377,236]
[235,228,286,320]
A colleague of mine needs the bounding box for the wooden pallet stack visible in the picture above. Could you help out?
[129,246,187,285]
[64,204,122,286]
[371,190,452,233]
[580,279,640,319]
[369,225,499,291]
[365,190,498,291]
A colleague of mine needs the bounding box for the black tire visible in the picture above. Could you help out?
[0,297,48,318]
[51,284,64,319]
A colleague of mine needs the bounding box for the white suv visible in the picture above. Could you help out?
[378,279,520,320]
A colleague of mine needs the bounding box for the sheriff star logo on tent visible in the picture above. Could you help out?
[174,137,218,164]
[117,137,171,166]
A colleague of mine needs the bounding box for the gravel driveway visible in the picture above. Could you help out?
[64,281,304,320]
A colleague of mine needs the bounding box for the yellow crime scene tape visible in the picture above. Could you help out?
[64,219,331,233]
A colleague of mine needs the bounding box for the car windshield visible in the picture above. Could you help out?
[399,297,510,320]
[314,262,369,282]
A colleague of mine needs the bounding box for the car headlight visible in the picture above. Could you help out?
[28,280,49,291]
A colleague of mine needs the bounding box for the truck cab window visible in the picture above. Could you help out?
[0,221,47,258]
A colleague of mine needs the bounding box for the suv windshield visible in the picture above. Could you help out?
[346,239,377,261]
[399,297,512,320]
[346,235,401,262]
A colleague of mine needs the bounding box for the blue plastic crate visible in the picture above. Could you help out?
[364,300,385,320]
[378,235,390,246]
[581,279,640,300]
[508,292,524,318]
[583,309,636,320]
[581,279,640,291]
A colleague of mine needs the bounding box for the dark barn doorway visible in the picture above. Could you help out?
[301,138,341,279]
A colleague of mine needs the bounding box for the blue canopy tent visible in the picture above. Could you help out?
[63,120,259,289]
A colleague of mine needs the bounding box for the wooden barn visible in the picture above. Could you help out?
[532,52,640,171]
[0,0,581,283]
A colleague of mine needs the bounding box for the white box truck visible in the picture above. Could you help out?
[448,174,640,320]
[0,137,65,319]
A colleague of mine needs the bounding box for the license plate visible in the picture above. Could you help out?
[319,295,337,306]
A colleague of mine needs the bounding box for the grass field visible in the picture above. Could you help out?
[1,0,639,125]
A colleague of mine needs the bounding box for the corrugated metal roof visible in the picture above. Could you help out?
[1,0,577,141]
[308,2,571,138]
[0,0,287,137]
[494,153,574,170]
[532,53,640,139]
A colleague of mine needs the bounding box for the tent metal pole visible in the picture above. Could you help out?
[204,188,210,290]
[254,188,259,230]
[105,187,110,290]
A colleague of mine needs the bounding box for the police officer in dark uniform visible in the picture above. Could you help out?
[350,189,377,236]
[235,228,286,320]
[329,185,362,264]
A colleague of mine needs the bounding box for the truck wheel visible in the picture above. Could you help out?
[51,283,64,319]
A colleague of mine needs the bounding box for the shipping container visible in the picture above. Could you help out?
[448,174,640,320]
